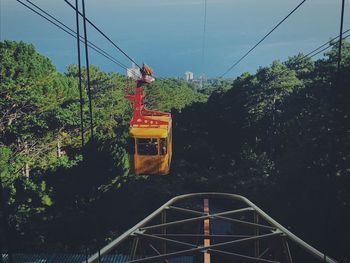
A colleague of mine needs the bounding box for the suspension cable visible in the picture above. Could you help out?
[274,33,350,77]
[308,33,350,59]
[337,0,346,75]
[304,28,350,58]
[81,0,94,141]
[64,0,142,70]
[220,0,306,78]
[15,0,142,142]
[201,0,208,75]
[16,0,137,75]
[75,0,85,151]
[23,0,128,70]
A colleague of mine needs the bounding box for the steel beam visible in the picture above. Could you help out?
[134,232,196,248]
[209,248,281,263]
[161,210,167,254]
[141,208,274,231]
[124,232,281,263]
[153,233,253,239]
[149,244,170,263]
[130,237,139,261]
[169,206,273,231]
[86,193,338,263]
[282,238,293,263]
[254,212,260,257]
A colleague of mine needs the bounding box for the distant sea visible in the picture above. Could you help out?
[1,0,348,78]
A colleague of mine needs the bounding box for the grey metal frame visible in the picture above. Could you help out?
[86,193,338,263]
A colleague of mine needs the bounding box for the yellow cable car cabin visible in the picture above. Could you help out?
[129,116,172,175]
[126,64,172,175]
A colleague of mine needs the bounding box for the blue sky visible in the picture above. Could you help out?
[1,0,349,78]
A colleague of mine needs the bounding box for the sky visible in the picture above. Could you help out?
[1,0,349,78]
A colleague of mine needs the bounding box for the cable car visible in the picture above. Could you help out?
[126,64,172,175]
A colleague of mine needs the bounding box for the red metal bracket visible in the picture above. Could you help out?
[125,79,171,127]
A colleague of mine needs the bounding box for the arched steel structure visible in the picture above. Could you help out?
[87,193,338,263]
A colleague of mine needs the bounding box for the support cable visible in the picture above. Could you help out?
[81,0,94,141]
[282,32,350,80]
[275,34,350,84]
[304,28,350,58]
[23,0,128,71]
[75,0,85,151]
[285,32,350,67]
[308,33,350,59]
[15,0,139,77]
[337,0,346,75]
[220,0,306,78]
[201,0,208,85]
[64,0,142,70]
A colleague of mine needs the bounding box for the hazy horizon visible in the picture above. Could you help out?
[1,0,349,78]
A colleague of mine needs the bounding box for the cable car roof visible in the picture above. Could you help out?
[130,126,169,138]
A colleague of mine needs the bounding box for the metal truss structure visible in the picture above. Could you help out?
[87,193,338,263]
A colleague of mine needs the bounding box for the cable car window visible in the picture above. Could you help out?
[137,138,158,155]
[160,138,167,155]
[128,137,135,154]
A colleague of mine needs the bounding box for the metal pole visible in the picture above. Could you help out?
[130,237,139,260]
[81,0,94,141]
[254,212,260,257]
[149,244,170,263]
[282,238,293,263]
[161,210,167,254]
[203,199,210,263]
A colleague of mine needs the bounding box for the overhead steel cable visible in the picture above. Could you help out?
[199,0,208,89]
[81,0,94,141]
[15,0,142,145]
[15,0,141,79]
[220,0,306,78]
[16,0,124,69]
[304,28,350,58]
[64,0,142,70]
[22,0,128,70]
[275,33,350,78]
[201,0,208,74]
[337,0,346,75]
[285,29,350,66]
[307,33,350,59]
[75,0,85,151]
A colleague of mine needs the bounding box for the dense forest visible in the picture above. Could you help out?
[0,40,349,261]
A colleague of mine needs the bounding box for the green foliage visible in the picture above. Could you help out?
[246,60,303,122]
[1,39,350,261]
[145,78,207,111]
[0,40,209,250]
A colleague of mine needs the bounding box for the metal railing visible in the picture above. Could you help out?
[87,193,338,263]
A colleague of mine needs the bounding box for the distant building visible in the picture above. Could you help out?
[185,71,194,81]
